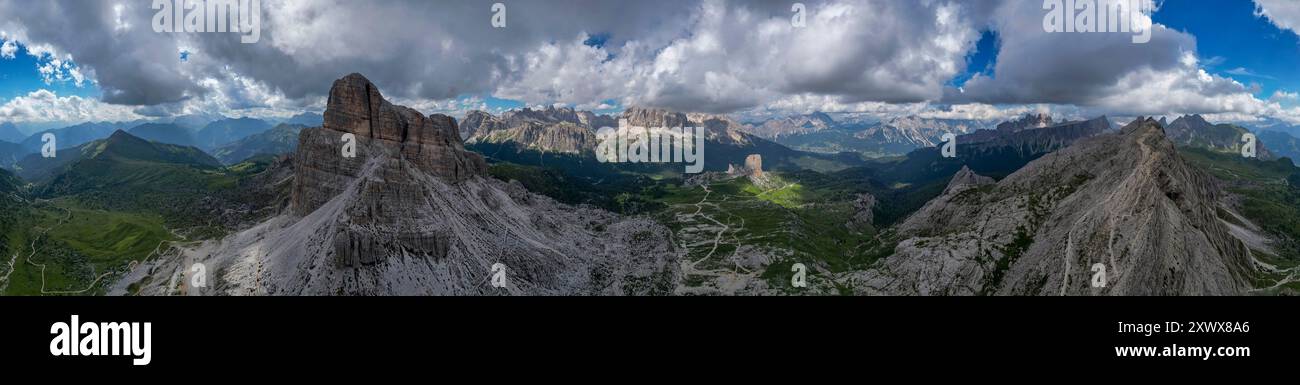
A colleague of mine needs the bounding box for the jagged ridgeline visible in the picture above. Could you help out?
[849,118,1263,295]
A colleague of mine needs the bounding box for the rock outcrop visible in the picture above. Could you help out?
[848,193,878,232]
[727,154,763,177]
[725,154,770,187]
[293,73,487,216]
[851,118,1259,295]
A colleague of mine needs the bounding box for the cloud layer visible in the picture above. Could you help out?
[0,0,1297,125]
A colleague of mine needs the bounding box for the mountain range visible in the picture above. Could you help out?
[2,76,1299,296]
[211,123,306,164]
[463,104,859,173]
[0,122,24,143]
[19,121,126,152]
[1166,114,1274,159]
[741,112,835,139]
[0,115,318,172]
[1257,130,1300,164]
[744,112,996,156]
[192,117,273,151]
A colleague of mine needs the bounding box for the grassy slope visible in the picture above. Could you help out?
[1,199,173,295]
[1,135,266,295]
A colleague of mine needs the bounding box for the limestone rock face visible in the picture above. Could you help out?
[621,107,758,147]
[848,193,877,232]
[744,154,763,179]
[622,106,692,129]
[945,165,994,194]
[470,121,596,154]
[463,107,616,153]
[293,73,487,216]
[852,118,1259,295]
[460,110,507,140]
[502,106,583,127]
[577,111,617,130]
[724,154,770,186]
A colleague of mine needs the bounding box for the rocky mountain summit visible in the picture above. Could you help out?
[468,120,596,155]
[621,106,759,146]
[459,110,506,140]
[995,113,1053,134]
[123,73,680,295]
[857,116,988,148]
[850,118,1260,295]
[726,154,770,186]
[958,116,1112,155]
[463,106,614,154]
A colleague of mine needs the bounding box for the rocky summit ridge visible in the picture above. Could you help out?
[293,73,488,216]
[850,117,1259,295]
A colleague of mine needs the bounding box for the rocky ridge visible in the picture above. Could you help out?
[850,118,1260,295]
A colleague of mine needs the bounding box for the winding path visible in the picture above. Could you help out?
[7,204,179,295]
[20,206,106,294]
[688,185,730,269]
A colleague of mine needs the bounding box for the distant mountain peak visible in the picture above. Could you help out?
[1165,114,1273,158]
[106,128,140,142]
[807,111,833,124]
[996,113,1053,133]
[1170,114,1211,128]
[0,121,23,143]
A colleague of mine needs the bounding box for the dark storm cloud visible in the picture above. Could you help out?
[182,0,703,102]
[948,0,1193,105]
[0,0,198,105]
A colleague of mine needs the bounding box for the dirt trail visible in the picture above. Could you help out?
[674,181,787,294]
[688,185,729,269]
[13,205,182,295]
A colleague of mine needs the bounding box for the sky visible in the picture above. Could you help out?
[2,0,1300,132]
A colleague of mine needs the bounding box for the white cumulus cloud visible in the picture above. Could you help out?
[1255,0,1300,36]
[0,89,142,123]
